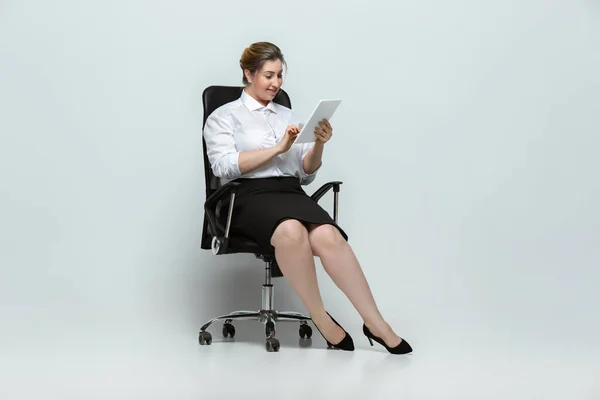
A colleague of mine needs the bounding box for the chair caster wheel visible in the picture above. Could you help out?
[199,331,212,345]
[266,337,280,352]
[299,323,312,339]
[222,323,235,338]
[265,320,275,338]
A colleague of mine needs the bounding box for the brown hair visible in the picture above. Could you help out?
[239,42,287,85]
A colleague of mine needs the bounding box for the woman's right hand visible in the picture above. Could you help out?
[275,125,300,154]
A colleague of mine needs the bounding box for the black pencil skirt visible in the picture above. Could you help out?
[222,176,348,253]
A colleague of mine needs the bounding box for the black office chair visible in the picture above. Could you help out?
[198,85,343,352]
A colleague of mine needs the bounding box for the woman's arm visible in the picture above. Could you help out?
[205,113,301,179]
[302,142,324,174]
[238,146,282,175]
[302,118,334,174]
[240,125,300,174]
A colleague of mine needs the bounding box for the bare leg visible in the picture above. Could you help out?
[270,220,345,345]
[308,224,403,347]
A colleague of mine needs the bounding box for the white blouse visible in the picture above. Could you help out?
[203,90,321,186]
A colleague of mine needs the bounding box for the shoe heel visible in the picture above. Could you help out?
[314,312,355,351]
[363,324,374,346]
[362,323,413,355]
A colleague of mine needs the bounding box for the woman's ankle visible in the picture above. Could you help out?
[309,309,329,324]
[364,319,392,335]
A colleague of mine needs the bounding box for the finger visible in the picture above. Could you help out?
[324,119,332,130]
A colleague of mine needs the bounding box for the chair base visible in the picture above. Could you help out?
[198,309,313,352]
[200,309,311,331]
[198,260,314,352]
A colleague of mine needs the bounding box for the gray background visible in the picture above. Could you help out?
[1,0,599,397]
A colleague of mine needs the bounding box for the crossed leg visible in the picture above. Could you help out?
[270,219,346,344]
[270,219,402,347]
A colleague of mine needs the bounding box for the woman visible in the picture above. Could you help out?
[203,41,412,354]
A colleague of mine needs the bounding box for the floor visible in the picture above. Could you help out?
[1,319,598,400]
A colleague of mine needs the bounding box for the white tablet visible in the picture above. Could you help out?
[294,99,342,143]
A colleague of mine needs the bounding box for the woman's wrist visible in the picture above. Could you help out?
[272,142,284,156]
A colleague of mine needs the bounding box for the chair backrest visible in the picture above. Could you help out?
[200,85,292,249]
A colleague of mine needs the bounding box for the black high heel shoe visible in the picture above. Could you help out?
[363,324,413,354]
[313,312,354,351]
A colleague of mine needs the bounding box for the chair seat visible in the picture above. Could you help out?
[226,236,274,257]
[223,236,283,277]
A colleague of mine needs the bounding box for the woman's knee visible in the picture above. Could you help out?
[308,224,345,255]
[270,219,308,247]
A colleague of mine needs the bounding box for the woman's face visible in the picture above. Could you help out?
[246,59,283,106]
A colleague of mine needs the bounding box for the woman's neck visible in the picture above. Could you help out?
[244,87,268,107]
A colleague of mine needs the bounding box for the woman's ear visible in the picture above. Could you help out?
[244,69,253,83]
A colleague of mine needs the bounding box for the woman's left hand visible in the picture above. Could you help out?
[314,119,333,144]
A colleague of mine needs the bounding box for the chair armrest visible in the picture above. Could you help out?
[310,181,343,203]
[204,181,241,237]
[310,181,343,223]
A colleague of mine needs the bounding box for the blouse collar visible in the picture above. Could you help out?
[241,89,278,114]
